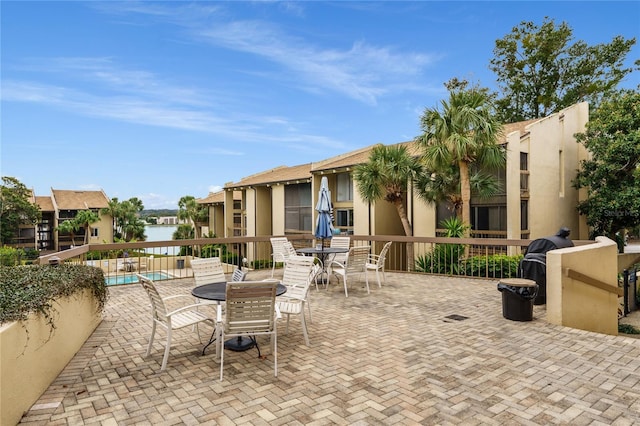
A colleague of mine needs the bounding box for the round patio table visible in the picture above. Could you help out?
[296,247,349,284]
[192,282,286,352]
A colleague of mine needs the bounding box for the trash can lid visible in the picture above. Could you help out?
[499,278,537,287]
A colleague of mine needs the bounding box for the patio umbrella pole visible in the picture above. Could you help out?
[314,176,333,285]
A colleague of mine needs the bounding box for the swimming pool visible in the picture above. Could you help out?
[105,271,171,286]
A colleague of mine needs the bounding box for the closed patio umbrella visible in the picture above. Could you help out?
[314,176,334,247]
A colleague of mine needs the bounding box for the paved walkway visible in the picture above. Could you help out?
[19,270,640,425]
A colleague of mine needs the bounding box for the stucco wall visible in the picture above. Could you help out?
[89,214,114,244]
[224,190,236,238]
[547,236,619,335]
[271,185,285,236]
[527,103,588,239]
[0,289,102,426]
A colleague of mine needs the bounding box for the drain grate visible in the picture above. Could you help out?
[444,314,469,321]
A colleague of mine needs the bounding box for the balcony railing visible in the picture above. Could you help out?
[37,234,593,285]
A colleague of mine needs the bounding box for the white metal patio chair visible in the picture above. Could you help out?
[366,241,392,288]
[283,240,298,260]
[277,255,316,346]
[231,267,247,282]
[326,236,350,277]
[191,257,226,286]
[137,274,215,371]
[329,245,370,297]
[270,237,292,277]
[216,281,281,380]
[329,236,350,263]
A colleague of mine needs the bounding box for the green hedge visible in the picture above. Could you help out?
[462,254,523,278]
[415,248,523,279]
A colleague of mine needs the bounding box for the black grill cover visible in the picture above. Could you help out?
[519,228,574,305]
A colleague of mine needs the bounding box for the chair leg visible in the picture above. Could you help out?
[376,268,382,288]
[364,271,370,294]
[306,299,312,323]
[285,314,291,334]
[300,307,310,346]
[146,321,156,357]
[343,275,348,297]
[219,332,225,381]
[215,326,222,362]
[273,331,278,377]
[161,327,172,371]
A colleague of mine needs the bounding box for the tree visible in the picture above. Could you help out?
[74,210,100,244]
[101,197,121,237]
[490,17,637,122]
[101,198,146,241]
[353,144,423,265]
[573,88,640,249]
[56,217,81,247]
[55,210,100,246]
[416,80,505,236]
[0,177,41,245]
[173,224,195,240]
[413,163,503,216]
[177,195,207,240]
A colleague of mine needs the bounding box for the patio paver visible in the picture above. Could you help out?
[18,270,640,425]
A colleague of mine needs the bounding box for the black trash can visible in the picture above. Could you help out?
[177,259,185,269]
[498,278,538,321]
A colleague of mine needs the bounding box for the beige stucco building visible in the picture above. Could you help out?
[20,189,113,252]
[199,102,589,246]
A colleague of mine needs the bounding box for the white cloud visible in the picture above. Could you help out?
[197,21,436,105]
[97,2,439,105]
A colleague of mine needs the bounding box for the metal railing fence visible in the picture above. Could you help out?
[37,234,593,285]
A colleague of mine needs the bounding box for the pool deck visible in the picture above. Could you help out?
[18,269,640,425]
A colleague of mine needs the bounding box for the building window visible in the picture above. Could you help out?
[59,210,75,219]
[285,183,312,231]
[336,173,353,202]
[233,200,242,210]
[91,228,99,237]
[335,208,353,234]
[521,200,529,231]
[520,152,528,171]
[471,206,506,231]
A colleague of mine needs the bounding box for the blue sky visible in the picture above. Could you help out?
[2,1,638,209]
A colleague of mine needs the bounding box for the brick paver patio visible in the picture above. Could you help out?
[19,270,640,425]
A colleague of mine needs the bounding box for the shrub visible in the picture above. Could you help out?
[462,254,523,278]
[86,250,102,261]
[0,264,108,326]
[200,243,227,258]
[221,252,239,266]
[415,217,469,275]
[250,259,272,270]
[0,246,23,266]
[415,244,466,275]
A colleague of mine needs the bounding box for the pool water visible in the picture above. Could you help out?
[105,272,170,286]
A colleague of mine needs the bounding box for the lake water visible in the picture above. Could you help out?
[144,225,177,242]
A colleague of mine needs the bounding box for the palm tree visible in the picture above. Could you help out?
[354,144,423,266]
[177,196,207,240]
[100,198,120,238]
[414,164,503,217]
[56,219,81,247]
[74,210,100,244]
[416,80,504,236]
[56,210,100,246]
